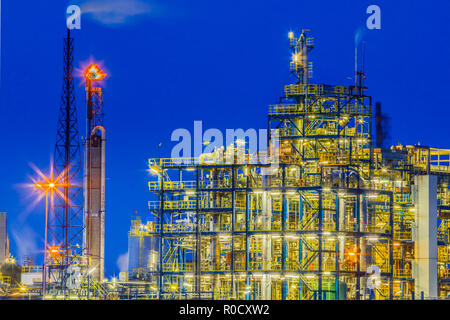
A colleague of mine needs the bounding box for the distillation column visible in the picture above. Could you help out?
[413,175,438,298]
[83,65,107,281]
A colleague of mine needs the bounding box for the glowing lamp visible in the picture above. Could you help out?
[48,246,61,258]
[85,64,107,81]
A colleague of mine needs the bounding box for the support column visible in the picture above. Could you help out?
[413,175,438,299]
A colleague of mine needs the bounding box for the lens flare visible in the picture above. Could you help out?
[85,64,107,81]
[75,57,109,86]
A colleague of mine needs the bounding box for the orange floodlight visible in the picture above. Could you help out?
[48,245,62,258]
[85,64,107,82]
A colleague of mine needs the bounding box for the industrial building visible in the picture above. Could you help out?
[1,28,449,300]
[126,30,450,300]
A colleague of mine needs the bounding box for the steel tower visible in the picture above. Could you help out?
[83,64,106,281]
[47,28,84,294]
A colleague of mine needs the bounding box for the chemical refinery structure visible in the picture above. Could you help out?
[129,30,450,300]
[0,28,450,300]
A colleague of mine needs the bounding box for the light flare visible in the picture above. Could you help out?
[85,64,107,81]
[75,57,109,86]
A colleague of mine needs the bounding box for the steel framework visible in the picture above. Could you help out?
[131,30,450,300]
[46,28,84,295]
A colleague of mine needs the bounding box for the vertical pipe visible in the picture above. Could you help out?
[231,166,236,298]
[356,192,361,300]
[43,192,49,298]
[318,190,323,300]
[158,169,164,298]
[389,192,394,300]
[335,192,340,300]
[195,167,201,299]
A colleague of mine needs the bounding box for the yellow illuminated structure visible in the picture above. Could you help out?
[4,30,449,301]
[132,30,450,300]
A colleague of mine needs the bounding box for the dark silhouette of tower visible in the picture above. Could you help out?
[375,102,391,149]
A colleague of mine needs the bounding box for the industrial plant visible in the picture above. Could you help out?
[0,28,449,300]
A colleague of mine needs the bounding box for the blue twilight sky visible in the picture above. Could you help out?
[0,0,449,277]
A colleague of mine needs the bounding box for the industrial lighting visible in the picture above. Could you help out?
[288,31,294,39]
[48,246,61,257]
[85,64,107,82]
[149,166,161,175]
[34,179,61,192]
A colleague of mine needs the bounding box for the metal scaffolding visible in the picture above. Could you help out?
[46,28,84,296]
[132,29,450,300]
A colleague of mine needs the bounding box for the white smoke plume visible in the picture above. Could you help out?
[354,26,366,47]
[11,226,39,263]
[116,251,128,272]
[80,0,158,25]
